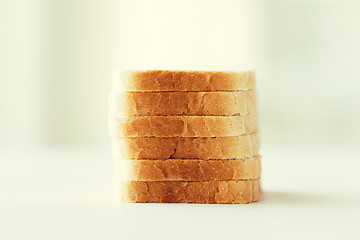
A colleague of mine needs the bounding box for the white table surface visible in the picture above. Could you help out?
[1,145,359,240]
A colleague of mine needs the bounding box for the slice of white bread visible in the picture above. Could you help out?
[109,91,256,116]
[112,134,259,160]
[115,156,261,181]
[116,179,260,204]
[113,70,255,92]
[108,116,257,137]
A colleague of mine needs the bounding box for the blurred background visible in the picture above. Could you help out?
[1,0,360,149]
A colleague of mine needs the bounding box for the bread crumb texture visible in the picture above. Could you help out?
[118,179,260,204]
[113,70,255,92]
[109,90,257,116]
[115,156,261,181]
[108,116,257,137]
[112,134,259,160]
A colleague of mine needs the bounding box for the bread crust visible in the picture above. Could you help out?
[113,70,255,92]
[108,116,257,137]
[109,91,256,116]
[245,90,257,115]
[117,179,260,203]
[245,114,258,134]
[115,156,261,181]
[112,134,259,160]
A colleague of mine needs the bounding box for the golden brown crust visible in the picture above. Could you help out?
[250,134,260,155]
[113,70,255,92]
[252,178,261,202]
[115,156,261,181]
[109,91,255,116]
[245,114,258,134]
[245,90,257,115]
[117,179,260,203]
[112,134,259,160]
[108,116,257,137]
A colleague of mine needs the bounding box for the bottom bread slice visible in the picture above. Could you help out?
[117,179,260,204]
[115,156,261,181]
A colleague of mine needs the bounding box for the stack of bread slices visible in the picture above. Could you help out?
[109,70,261,204]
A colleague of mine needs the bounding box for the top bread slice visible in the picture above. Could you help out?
[113,70,255,92]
